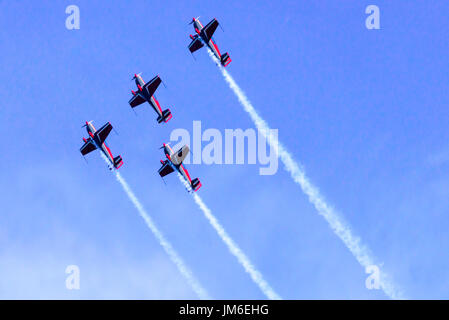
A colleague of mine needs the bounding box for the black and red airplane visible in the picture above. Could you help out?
[129,73,172,124]
[158,143,202,192]
[188,17,231,67]
[80,121,123,170]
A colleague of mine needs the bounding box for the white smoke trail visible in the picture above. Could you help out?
[100,154,210,299]
[208,50,404,299]
[177,174,281,300]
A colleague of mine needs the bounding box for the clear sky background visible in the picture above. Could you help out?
[1,1,448,299]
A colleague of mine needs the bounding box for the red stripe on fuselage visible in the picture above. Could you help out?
[103,143,114,162]
[195,19,203,35]
[153,96,163,114]
[210,40,221,58]
[89,122,96,134]
[180,164,192,183]
[166,145,174,156]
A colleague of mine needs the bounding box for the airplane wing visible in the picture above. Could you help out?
[95,122,113,144]
[80,139,96,155]
[158,161,175,177]
[188,37,204,53]
[129,93,146,108]
[143,75,162,97]
[202,18,219,41]
[171,145,189,166]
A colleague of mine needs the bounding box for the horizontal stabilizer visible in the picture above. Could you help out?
[221,52,231,67]
[113,155,123,169]
[191,178,202,192]
[157,109,172,123]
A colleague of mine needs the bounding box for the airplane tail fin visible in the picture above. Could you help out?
[191,178,202,192]
[157,109,172,123]
[113,155,124,169]
[220,52,231,67]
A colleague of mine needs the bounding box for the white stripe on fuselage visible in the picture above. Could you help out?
[178,164,191,184]
[165,144,174,157]
[208,40,220,60]
[149,95,163,116]
[136,75,145,87]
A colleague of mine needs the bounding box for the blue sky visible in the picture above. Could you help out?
[1,0,449,299]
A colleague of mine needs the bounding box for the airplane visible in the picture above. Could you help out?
[158,143,202,192]
[129,73,172,123]
[188,17,231,67]
[80,121,123,170]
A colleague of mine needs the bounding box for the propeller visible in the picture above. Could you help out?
[131,72,142,80]
[159,142,170,149]
[188,16,200,25]
[82,120,93,128]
